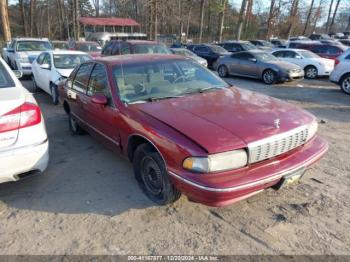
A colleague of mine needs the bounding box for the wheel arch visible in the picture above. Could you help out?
[63,100,70,115]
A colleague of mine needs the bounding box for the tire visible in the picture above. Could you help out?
[68,114,84,135]
[262,69,276,85]
[133,143,181,205]
[32,75,39,93]
[50,83,59,105]
[304,65,318,79]
[218,65,229,78]
[340,73,350,95]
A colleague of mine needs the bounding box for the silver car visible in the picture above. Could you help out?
[216,50,304,84]
[170,48,208,67]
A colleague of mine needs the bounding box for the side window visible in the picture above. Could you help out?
[72,63,94,93]
[102,42,113,56]
[345,54,350,60]
[87,63,111,100]
[120,43,131,54]
[36,53,46,64]
[195,46,209,53]
[112,42,121,55]
[235,53,254,60]
[66,67,79,89]
[273,51,285,58]
[285,51,297,58]
[42,53,52,66]
[327,46,340,55]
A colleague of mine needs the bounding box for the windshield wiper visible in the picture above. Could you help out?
[198,86,227,93]
[127,95,183,104]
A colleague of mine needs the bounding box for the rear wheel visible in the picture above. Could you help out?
[50,83,59,105]
[218,65,228,77]
[340,73,350,95]
[304,65,318,79]
[31,75,38,93]
[262,69,276,84]
[68,114,84,135]
[133,143,181,205]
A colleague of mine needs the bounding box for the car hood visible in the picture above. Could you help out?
[16,51,43,57]
[269,60,301,70]
[133,87,315,154]
[56,68,74,78]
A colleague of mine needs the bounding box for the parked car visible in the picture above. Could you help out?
[217,41,257,53]
[309,34,332,40]
[335,48,350,64]
[190,44,230,68]
[0,57,49,183]
[338,39,350,47]
[32,50,91,105]
[101,40,171,56]
[69,41,102,58]
[285,42,347,63]
[330,60,350,95]
[249,40,274,51]
[170,48,207,67]
[271,49,334,79]
[4,38,53,75]
[270,39,287,48]
[58,54,327,206]
[216,50,304,84]
[51,40,69,50]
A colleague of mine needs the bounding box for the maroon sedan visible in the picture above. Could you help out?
[69,41,102,58]
[59,54,328,207]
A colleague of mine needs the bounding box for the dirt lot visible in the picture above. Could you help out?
[0,77,349,255]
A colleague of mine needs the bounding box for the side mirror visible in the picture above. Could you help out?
[91,93,108,106]
[295,55,302,59]
[13,70,23,79]
[40,63,51,70]
[7,48,14,53]
[248,58,257,63]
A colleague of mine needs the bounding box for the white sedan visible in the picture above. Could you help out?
[32,50,91,104]
[330,60,350,95]
[271,49,335,79]
[0,57,49,183]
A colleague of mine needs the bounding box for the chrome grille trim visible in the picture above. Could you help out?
[248,125,310,164]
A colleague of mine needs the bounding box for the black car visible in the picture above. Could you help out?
[101,40,171,56]
[217,41,257,53]
[270,39,287,48]
[190,44,230,68]
[309,34,331,40]
[339,39,350,47]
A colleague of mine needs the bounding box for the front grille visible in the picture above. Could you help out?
[248,126,309,164]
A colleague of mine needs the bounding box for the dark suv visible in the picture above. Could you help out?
[101,40,171,56]
[217,41,257,53]
[189,44,230,68]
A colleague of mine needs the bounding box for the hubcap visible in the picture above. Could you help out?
[264,71,274,83]
[342,77,350,93]
[141,156,162,196]
[219,66,227,77]
[306,67,317,78]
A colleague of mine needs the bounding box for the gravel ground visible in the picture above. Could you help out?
[0,76,349,255]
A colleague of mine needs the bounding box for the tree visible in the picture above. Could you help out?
[266,0,275,39]
[286,0,299,39]
[19,0,27,36]
[329,0,341,33]
[236,0,248,40]
[0,0,11,41]
[302,0,314,35]
[30,0,36,36]
[199,0,205,43]
[93,0,99,16]
[325,0,334,32]
[218,0,227,42]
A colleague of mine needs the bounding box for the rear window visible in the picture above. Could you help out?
[0,62,15,88]
[133,44,171,54]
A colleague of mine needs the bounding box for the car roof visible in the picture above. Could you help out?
[272,48,306,52]
[15,38,50,42]
[109,40,158,45]
[94,54,187,66]
[48,50,89,55]
[220,40,250,44]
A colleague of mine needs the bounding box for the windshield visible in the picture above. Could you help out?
[260,41,273,47]
[53,42,69,50]
[299,50,320,59]
[113,60,229,103]
[16,41,52,52]
[242,43,256,50]
[53,54,92,69]
[172,49,197,57]
[0,62,15,88]
[133,44,171,54]
[210,45,229,53]
[254,52,278,61]
[78,43,102,52]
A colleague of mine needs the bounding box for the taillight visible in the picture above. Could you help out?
[335,58,340,66]
[0,102,41,133]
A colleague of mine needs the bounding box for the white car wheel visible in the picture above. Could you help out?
[305,66,318,79]
[340,74,350,95]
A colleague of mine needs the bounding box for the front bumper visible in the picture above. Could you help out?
[318,66,334,76]
[0,140,49,183]
[16,61,33,75]
[168,136,328,207]
[277,70,304,82]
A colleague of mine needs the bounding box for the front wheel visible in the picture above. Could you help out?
[218,65,229,77]
[340,73,350,95]
[133,143,181,205]
[262,69,276,85]
[50,83,59,105]
[32,75,39,93]
[304,66,318,79]
[68,114,84,135]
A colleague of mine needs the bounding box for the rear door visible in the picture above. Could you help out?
[83,63,121,149]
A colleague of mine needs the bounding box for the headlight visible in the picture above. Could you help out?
[307,120,318,141]
[183,149,248,173]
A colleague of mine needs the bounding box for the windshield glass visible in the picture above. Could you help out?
[254,52,278,61]
[299,50,320,59]
[261,41,274,47]
[53,42,69,50]
[53,54,92,69]
[16,41,52,52]
[210,45,229,53]
[78,43,101,52]
[113,60,229,103]
[242,43,256,50]
[0,62,15,88]
[133,44,171,54]
[172,49,197,57]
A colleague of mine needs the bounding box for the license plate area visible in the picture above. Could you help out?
[273,168,306,190]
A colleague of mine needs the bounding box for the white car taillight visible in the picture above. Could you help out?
[0,102,41,133]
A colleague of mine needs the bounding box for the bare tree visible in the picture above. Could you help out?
[218,0,228,42]
[329,0,341,33]
[302,0,314,35]
[325,0,334,32]
[347,14,350,31]
[199,0,205,43]
[266,0,275,38]
[19,0,28,36]
[243,0,253,35]
[93,0,99,16]
[286,0,299,39]
[0,0,11,41]
[30,0,36,36]
[236,0,248,40]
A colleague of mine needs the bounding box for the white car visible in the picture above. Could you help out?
[0,57,49,183]
[271,49,335,79]
[32,50,91,104]
[330,60,350,95]
[5,38,53,75]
